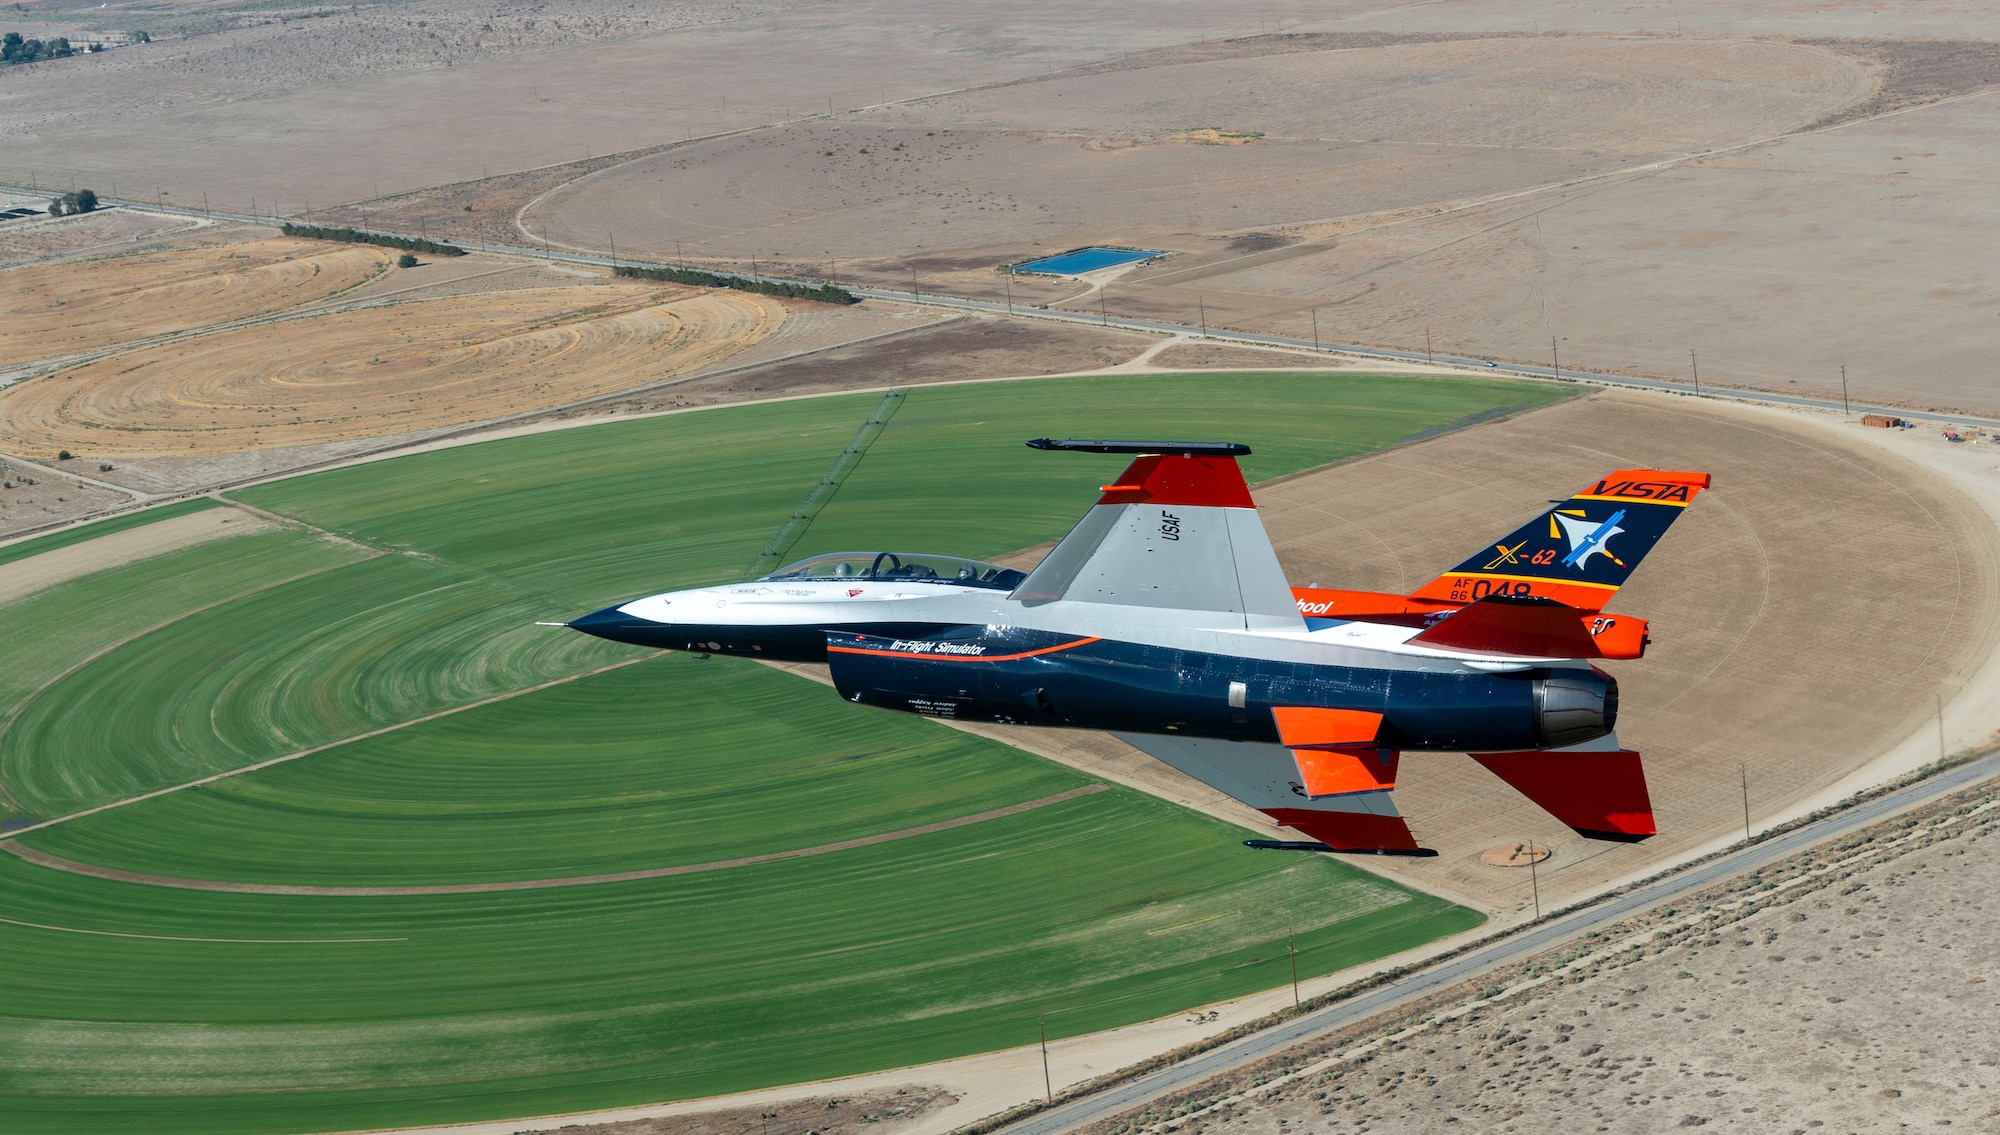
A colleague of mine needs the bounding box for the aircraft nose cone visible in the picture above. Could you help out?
[567,605,645,643]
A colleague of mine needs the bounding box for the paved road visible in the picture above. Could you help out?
[9,193,1999,432]
[995,748,2000,1135]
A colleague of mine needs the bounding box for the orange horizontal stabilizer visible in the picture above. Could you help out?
[1265,806,1425,855]
[1271,707,1383,749]
[1411,595,1600,658]
[1292,747,1400,797]
[1471,747,1656,841]
[1272,708,1394,799]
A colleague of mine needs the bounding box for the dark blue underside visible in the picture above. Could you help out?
[566,606,935,661]
[826,626,1551,752]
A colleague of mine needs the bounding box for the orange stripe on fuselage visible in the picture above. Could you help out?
[826,637,1100,663]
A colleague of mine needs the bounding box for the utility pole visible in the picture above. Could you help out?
[910,267,920,302]
[1039,1018,1052,1102]
[1311,307,1319,350]
[1004,272,1013,314]
[1551,336,1559,378]
[675,240,685,267]
[1690,349,1700,396]
[1528,843,1541,920]
[1425,325,1433,364]
[1288,928,1300,1008]
[1099,287,1108,326]
[1740,764,1751,842]
[608,233,616,271]
[1841,365,1850,415]
[202,191,209,214]
[1199,297,1207,336]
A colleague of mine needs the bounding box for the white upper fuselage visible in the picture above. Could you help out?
[615,578,1579,672]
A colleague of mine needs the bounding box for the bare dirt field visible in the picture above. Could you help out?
[766,385,2000,921]
[0,506,267,605]
[0,281,783,459]
[1149,343,1326,370]
[0,456,131,536]
[1083,777,2000,1135]
[0,208,208,269]
[0,236,393,367]
[578,315,1156,416]
[516,1085,957,1135]
[1249,390,2000,911]
[1155,86,2000,417]
[529,37,1869,264]
[0,0,1339,211]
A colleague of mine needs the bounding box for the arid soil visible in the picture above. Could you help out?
[0,0,1338,210]
[959,389,1998,915]
[0,506,268,605]
[518,1086,957,1135]
[0,236,393,367]
[1148,343,1327,370]
[584,316,1155,415]
[1082,778,2000,1135]
[530,37,1869,264]
[1256,390,2000,910]
[0,456,130,535]
[0,209,207,269]
[0,282,782,458]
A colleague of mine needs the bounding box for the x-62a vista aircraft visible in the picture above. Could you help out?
[569,440,1710,856]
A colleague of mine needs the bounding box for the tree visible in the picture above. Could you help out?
[47,189,99,216]
[397,253,418,268]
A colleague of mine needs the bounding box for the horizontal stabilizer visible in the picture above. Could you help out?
[1270,707,1396,797]
[1409,594,1599,658]
[1114,731,1430,855]
[1471,736,1656,842]
[1264,803,1432,856]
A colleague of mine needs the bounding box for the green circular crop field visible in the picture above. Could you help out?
[0,372,1559,1134]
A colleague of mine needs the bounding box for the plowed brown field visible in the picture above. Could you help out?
[0,238,393,366]
[0,284,784,456]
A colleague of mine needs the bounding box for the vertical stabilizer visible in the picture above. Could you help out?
[1410,469,1711,611]
[1013,441,1303,631]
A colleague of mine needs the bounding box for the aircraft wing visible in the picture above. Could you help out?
[1115,724,1657,855]
[1013,440,1303,631]
[1113,731,1431,856]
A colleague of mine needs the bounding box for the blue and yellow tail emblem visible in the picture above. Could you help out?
[1413,469,1710,611]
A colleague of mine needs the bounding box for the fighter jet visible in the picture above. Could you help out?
[569,440,1709,856]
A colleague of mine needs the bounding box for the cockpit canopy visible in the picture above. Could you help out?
[764,552,1027,591]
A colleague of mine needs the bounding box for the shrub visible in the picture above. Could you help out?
[47,189,98,216]
[280,223,465,257]
[612,263,856,304]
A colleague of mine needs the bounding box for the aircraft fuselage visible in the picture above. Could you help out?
[568,576,1616,753]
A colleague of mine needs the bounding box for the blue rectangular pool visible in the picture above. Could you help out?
[1012,247,1163,275]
